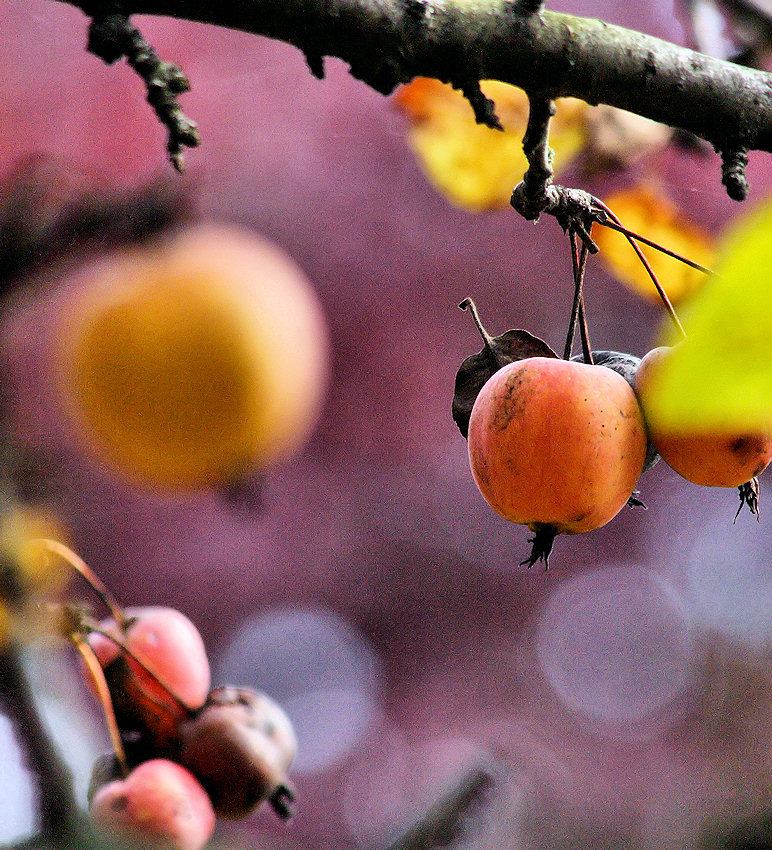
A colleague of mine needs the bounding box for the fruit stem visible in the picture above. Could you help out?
[269,784,296,820]
[593,212,713,274]
[84,622,195,716]
[735,478,760,520]
[459,298,507,367]
[70,632,130,777]
[520,523,557,569]
[564,231,593,364]
[33,539,127,629]
[592,199,687,340]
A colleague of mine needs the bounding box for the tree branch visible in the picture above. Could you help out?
[56,0,772,162]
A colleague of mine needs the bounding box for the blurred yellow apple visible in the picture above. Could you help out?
[58,223,329,490]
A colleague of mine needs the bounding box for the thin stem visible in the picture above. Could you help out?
[564,233,581,360]
[592,215,713,274]
[577,276,592,365]
[593,200,687,340]
[567,231,593,364]
[387,767,494,849]
[459,298,496,351]
[70,635,129,776]
[84,623,193,715]
[33,540,126,628]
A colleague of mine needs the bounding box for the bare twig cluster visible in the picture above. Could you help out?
[52,0,772,195]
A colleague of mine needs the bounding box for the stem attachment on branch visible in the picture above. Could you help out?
[513,0,545,13]
[88,12,200,171]
[511,95,556,219]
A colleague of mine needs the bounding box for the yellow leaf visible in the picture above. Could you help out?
[594,184,715,304]
[394,78,587,212]
[641,197,772,432]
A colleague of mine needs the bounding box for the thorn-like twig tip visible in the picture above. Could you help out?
[721,148,750,201]
[87,14,199,172]
[458,81,503,130]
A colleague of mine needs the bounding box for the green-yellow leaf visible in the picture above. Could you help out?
[643,198,772,432]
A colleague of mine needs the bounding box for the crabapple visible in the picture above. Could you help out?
[634,346,772,487]
[57,222,330,490]
[571,350,659,471]
[87,606,210,748]
[467,357,647,563]
[89,759,215,850]
[178,686,297,819]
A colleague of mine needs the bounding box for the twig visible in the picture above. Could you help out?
[0,645,85,846]
[720,147,750,201]
[87,12,200,171]
[53,0,772,189]
[458,81,502,130]
[515,95,557,219]
[386,766,494,850]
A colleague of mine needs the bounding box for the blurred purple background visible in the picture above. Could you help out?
[1,0,772,846]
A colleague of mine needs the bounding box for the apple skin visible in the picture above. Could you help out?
[89,759,216,850]
[634,346,772,487]
[178,686,297,819]
[86,606,211,748]
[468,357,647,534]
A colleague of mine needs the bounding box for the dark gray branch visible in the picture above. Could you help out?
[88,13,200,170]
[57,0,772,160]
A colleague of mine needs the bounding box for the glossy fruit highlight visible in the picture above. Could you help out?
[58,223,330,489]
[634,346,772,487]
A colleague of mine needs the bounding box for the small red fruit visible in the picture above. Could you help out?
[89,759,215,850]
[468,357,647,563]
[87,606,210,747]
[634,346,772,487]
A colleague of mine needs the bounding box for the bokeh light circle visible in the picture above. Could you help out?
[536,567,693,725]
[214,607,382,774]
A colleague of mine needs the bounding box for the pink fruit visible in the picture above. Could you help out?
[87,606,210,746]
[89,759,215,850]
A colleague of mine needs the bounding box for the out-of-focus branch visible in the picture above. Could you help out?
[386,767,494,850]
